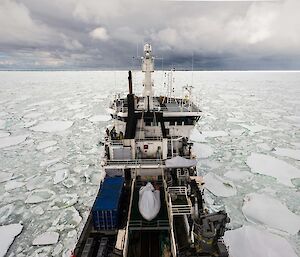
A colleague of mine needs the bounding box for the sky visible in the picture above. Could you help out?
[0,0,299,70]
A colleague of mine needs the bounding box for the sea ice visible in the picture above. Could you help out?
[44,146,58,154]
[62,178,76,188]
[201,130,228,138]
[0,204,14,224]
[26,175,51,191]
[25,189,55,204]
[32,231,59,246]
[229,129,245,137]
[0,171,13,183]
[89,114,111,122]
[52,243,63,256]
[246,153,300,187]
[40,158,62,167]
[285,116,300,126]
[189,128,207,142]
[29,100,53,106]
[0,135,28,149]
[292,142,300,148]
[257,142,272,151]
[31,206,44,216]
[47,162,68,172]
[0,224,23,257]
[48,194,78,210]
[52,207,82,231]
[23,120,37,128]
[30,121,73,132]
[67,103,86,110]
[273,147,300,160]
[203,172,237,197]
[53,169,69,184]
[224,225,298,257]
[5,181,25,191]
[239,124,272,133]
[0,119,6,129]
[242,193,300,235]
[193,143,214,158]
[36,140,57,150]
[23,112,42,119]
[0,131,10,138]
[224,169,253,182]
[227,117,245,123]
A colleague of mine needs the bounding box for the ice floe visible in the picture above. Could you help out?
[285,115,300,126]
[47,162,68,172]
[224,169,253,182]
[273,147,300,160]
[5,181,25,191]
[36,140,57,150]
[239,124,273,133]
[0,119,6,129]
[26,175,51,191]
[0,135,28,149]
[201,130,228,138]
[0,204,14,224]
[53,169,69,184]
[257,142,272,151]
[89,114,111,122]
[189,128,207,142]
[0,131,10,138]
[193,143,214,158]
[242,193,300,235]
[25,189,55,204]
[224,225,298,257]
[52,243,63,256]
[227,117,245,123]
[67,103,86,110]
[190,129,228,142]
[52,207,82,231]
[30,121,73,132]
[31,206,44,216]
[23,120,37,128]
[229,129,245,137]
[246,153,300,187]
[0,223,23,257]
[32,231,59,246]
[203,172,237,197]
[292,142,300,148]
[29,100,54,106]
[62,178,76,188]
[48,194,78,210]
[40,158,62,167]
[23,112,42,119]
[0,171,13,183]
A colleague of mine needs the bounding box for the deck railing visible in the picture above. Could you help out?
[167,187,192,216]
[106,159,165,166]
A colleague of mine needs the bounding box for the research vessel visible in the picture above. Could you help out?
[74,44,229,257]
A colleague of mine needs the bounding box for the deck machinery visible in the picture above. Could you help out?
[74,44,230,257]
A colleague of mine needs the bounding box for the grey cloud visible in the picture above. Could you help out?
[0,0,299,70]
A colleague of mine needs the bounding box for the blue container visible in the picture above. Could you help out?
[92,176,124,230]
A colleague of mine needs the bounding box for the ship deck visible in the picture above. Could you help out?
[129,183,169,230]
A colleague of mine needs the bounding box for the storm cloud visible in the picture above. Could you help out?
[0,0,299,70]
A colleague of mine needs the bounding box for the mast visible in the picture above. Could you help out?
[142,43,154,111]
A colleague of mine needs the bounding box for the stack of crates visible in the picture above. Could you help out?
[92,176,124,230]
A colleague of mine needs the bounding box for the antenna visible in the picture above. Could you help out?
[191,52,194,87]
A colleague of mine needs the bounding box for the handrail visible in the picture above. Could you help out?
[129,219,169,228]
[106,159,165,165]
[123,178,136,257]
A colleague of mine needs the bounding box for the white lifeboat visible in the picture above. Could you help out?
[138,182,161,221]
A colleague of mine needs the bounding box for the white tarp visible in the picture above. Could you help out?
[138,182,161,221]
[165,156,197,168]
